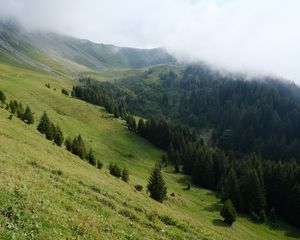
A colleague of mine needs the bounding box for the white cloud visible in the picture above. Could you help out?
[0,0,300,82]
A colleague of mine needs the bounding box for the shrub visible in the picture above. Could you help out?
[0,90,6,103]
[134,185,143,192]
[159,215,177,226]
[147,210,158,222]
[119,209,139,222]
[97,160,103,169]
[61,88,69,96]
[220,199,237,226]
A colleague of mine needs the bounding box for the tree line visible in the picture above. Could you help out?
[0,90,34,125]
[37,111,103,169]
[71,77,300,228]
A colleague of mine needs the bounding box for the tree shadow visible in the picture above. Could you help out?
[203,202,221,212]
[267,221,300,239]
[212,219,231,228]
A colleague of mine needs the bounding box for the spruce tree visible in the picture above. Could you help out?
[87,149,96,166]
[22,106,34,124]
[241,169,266,214]
[64,137,73,151]
[72,135,86,159]
[147,165,167,202]
[17,102,24,119]
[53,125,64,146]
[221,168,243,211]
[37,112,52,139]
[220,199,237,225]
[137,119,145,137]
[121,168,129,182]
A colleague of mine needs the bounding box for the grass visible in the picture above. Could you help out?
[0,62,300,239]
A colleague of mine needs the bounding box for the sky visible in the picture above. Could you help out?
[0,0,300,82]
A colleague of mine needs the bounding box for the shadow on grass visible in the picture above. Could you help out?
[212,219,231,228]
[204,202,221,212]
[267,221,300,239]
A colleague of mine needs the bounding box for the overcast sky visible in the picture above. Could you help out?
[0,0,300,82]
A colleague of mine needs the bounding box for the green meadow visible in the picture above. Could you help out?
[0,63,300,239]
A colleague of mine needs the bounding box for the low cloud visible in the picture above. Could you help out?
[0,0,300,82]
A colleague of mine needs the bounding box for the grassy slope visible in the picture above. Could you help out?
[0,63,299,239]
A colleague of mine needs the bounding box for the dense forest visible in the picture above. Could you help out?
[72,65,300,228]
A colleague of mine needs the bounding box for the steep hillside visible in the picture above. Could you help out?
[0,21,176,75]
[0,62,300,239]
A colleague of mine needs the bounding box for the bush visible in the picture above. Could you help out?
[159,215,177,226]
[97,160,103,169]
[147,210,158,222]
[119,209,139,222]
[108,163,122,178]
[0,90,6,103]
[61,88,69,96]
[134,185,143,192]
[220,199,237,226]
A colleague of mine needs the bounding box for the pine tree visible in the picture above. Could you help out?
[37,112,54,140]
[220,199,237,225]
[53,125,64,146]
[72,135,87,159]
[64,137,73,151]
[22,106,34,124]
[241,169,266,214]
[9,100,18,114]
[147,165,167,202]
[137,119,146,137]
[87,149,96,166]
[17,102,24,119]
[221,168,243,211]
[121,168,129,182]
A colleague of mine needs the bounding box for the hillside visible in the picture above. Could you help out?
[0,21,175,75]
[0,21,300,239]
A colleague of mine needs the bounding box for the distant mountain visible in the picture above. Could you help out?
[0,21,176,74]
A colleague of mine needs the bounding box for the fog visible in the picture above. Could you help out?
[0,0,300,82]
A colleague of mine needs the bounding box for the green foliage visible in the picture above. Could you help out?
[87,149,96,166]
[159,215,177,226]
[71,135,87,159]
[220,199,237,226]
[108,163,122,178]
[22,106,34,124]
[121,168,129,182]
[53,124,64,146]
[0,90,6,103]
[147,165,167,202]
[64,137,73,151]
[37,112,54,140]
[97,160,103,169]
[134,185,143,192]
[61,88,69,96]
